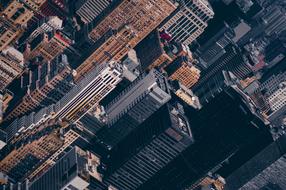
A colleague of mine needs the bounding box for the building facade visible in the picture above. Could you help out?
[1,61,123,149]
[76,0,112,24]
[262,6,286,36]
[160,0,214,45]
[259,60,286,122]
[4,54,74,122]
[0,47,24,91]
[0,17,21,51]
[92,103,193,190]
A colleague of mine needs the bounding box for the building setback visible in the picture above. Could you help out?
[165,56,201,89]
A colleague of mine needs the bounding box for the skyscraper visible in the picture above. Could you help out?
[93,70,171,176]
[173,88,273,190]
[160,0,214,45]
[1,0,285,188]
[264,37,286,66]
[0,61,123,150]
[192,45,252,105]
[98,104,194,190]
[53,61,123,124]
